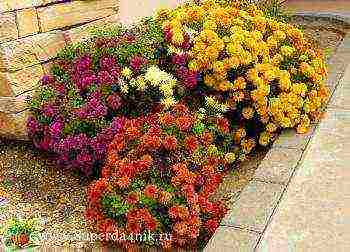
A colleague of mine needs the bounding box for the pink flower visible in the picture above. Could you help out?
[42,104,58,118]
[171,53,188,66]
[100,56,117,71]
[107,94,122,110]
[130,56,148,72]
[98,70,114,85]
[50,120,64,138]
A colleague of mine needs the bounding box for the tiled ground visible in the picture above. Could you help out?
[258,108,350,251]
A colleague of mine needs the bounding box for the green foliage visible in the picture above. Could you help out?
[102,194,132,218]
[1,217,40,249]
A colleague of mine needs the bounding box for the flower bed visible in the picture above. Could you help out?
[26,0,330,250]
[86,104,232,249]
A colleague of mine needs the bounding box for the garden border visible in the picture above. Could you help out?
[204,13,350,252]
[1,12,349,252]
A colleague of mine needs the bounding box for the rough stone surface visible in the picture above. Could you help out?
[0,73,11,97]
[8,65,44,96]
[0,13,18,43]
[0,96,28,114]
[64,14,120,44]
[0,109,29,140]
[0,31,66,72]
[37,0,119,32]
[17,8,40,37]
[0,0,43,13]
[205,227,259,252]
[221,180,284,232]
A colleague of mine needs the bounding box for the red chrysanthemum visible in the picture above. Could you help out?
[163,135,177,150]
[144,184,158,199]
[185,135,198,152]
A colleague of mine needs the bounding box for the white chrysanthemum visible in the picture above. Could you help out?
[205,96,229,113]
[144,66,163,86]
[161,97,177,109]
[159,83,174,97]
[119,79,129,94]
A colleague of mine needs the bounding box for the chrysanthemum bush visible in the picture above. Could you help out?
[27,19,186,176]
[26,0,331,249]
[85,104,233,249]
[157,0,329,146]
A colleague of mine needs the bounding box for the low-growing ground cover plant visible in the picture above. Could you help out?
[85,104,232,249]
[1,217,39,250]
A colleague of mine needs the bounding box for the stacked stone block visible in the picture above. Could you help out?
[0,0,119,140]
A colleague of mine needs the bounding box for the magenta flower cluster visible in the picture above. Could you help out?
[26,53,128,176]
[27,20,202,177]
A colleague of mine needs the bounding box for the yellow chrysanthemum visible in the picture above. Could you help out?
[280,45,295,58]
[242,107,254,119]
[225,152,236,164]
[259,131,271,146]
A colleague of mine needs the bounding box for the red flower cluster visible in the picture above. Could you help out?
[85,104,232,249]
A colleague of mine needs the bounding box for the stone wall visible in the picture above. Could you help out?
[0,0,120,140]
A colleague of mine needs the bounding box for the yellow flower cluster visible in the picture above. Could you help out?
[158,0,329,148]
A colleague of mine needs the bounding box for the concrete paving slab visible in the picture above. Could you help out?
[257,108,350,251]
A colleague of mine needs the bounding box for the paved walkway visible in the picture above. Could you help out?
[255,2,350,251]
[257,67,350,251]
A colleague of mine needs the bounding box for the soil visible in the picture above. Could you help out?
[0,17,346,250]
[290,16,350,56]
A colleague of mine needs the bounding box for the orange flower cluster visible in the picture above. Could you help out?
[86,104,235,249]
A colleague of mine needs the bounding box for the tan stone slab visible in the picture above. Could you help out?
[254,147,303,184]
[329,65,350,110]
[0,72,12,96]
[325,49,350,90]
[273,126,315,150]
[0,0,44,13]
[8,65,44,96]
[329,85,350,110]
[37,0,119,32]
[17,8,40,37]
[222,180,284,232]
[0,12,18,43]
[64,14,120,44]
[0,96,28,114]
[257,109,350,251]
[204,227,259,252]
[0,109,30,140]
[0,31,66,72]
